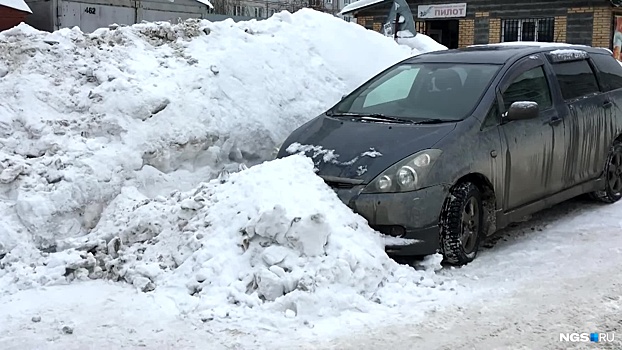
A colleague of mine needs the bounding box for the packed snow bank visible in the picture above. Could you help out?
[0,9,422,258]
[28,155,455,319]
[1,155,458,323]
[0,8,451,322]
[397,30,447,52]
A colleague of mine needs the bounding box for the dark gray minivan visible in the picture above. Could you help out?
[276,44,622,265]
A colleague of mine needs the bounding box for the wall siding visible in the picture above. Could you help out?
[0,5,28,31]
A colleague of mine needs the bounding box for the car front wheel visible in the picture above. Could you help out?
[590,140,622,204]
[439,182,483,266]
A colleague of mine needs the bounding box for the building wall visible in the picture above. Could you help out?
[0,5,28,31]
[24,0,291,32]
[24,0,54,31]
[354,0,614,49]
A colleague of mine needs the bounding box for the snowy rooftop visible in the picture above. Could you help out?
[0,0,32,13]
[340,0,387,15]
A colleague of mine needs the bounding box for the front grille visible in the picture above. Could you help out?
[320,176,364,190]
[325,181,356,189]
[372,225,406,238]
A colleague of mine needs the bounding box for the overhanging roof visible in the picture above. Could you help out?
[339,0,389,16]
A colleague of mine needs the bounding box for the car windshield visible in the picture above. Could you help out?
[330,62,501,121]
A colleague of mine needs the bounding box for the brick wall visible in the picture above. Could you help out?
[458,19,474,47]
[554,16,568,42]
[593,7,612,49]
[356,15,374,30]
[489,18,501,44]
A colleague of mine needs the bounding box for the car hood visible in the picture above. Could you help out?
[278,115,457,183]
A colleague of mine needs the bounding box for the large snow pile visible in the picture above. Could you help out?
[0,9,452,321]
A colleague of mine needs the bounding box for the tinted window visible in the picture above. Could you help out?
[552,60,600,100]
[502,66,552,111]
[590,54,622,92]
[332,63,501,121]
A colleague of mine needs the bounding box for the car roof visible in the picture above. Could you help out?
[404,43,612,64]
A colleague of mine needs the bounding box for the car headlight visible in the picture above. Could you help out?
[362,149,442,193]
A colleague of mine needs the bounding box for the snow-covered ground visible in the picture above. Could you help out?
[0,9,620,350]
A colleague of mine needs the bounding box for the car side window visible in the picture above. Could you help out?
[502,66,552,111]
[363,67,420,108]
[551,59,600,100]
[590,53,622,92]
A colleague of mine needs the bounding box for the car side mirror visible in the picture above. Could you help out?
[505,101,539,121]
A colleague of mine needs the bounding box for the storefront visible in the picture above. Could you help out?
[343,0,620,51]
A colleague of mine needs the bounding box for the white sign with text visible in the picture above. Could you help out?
[417,3,467,19]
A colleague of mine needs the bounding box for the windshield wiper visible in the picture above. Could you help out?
[328,112,414,124]
[412,118,453,124]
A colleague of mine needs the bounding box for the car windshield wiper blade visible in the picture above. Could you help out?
[412,118,453,124]
[329,112,414,124]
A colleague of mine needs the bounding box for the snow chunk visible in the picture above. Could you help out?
[340,0,386,15]
[286,143,382,167]
[548,49,589,62]
[398,34,447,53]
[510,101,538,109]
[193,0,213,8]
[469,41,589,48]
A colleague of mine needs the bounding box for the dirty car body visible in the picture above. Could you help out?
[276,44,622,265]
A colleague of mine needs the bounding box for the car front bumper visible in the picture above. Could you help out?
[330,183,449,256]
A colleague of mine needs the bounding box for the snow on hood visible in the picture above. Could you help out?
[0,9,452,323]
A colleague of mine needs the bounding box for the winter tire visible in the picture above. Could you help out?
[589,140,622,204]
[439,182,483,266]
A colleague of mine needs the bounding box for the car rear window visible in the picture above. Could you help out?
[590,53,622,92]
[551,59,600,100]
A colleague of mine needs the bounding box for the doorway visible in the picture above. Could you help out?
[418,19,459,49]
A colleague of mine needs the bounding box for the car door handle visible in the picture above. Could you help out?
[603,100,613,109]
[549,117,562,125]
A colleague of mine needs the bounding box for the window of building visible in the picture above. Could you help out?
[552,60,600,100]
[233,5,243,16]
[343,16,352,22]
[501,18,554,43]
[502,66,552,111]
[325,0,332,4]
[254,7,263,17]
[590,53,622,92]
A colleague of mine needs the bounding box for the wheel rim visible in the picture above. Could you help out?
[460,197,480,253]
[608,151,622,194]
